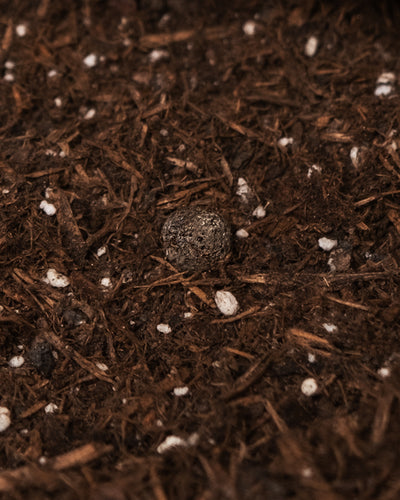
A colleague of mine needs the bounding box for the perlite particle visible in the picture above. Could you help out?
[157,323,172,334]
[215,290,239,316]
[9,355,25,368]
[301,378,318,396]
[43,269,70,288]
[0,407,11,432]
[318,237,337,252]
[83,53,98,68]
[304,36,318,57]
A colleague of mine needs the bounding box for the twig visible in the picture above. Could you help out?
[42,329,114,384]
[222,353,274,401]
[0,443,113,493]
[325,295,369,311]
[211,306,261,324]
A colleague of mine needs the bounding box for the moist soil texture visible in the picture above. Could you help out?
[1,1,400,499]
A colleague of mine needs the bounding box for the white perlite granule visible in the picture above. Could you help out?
[15,24,27,37]
[252,205,266,219]
[350,146,360,168]
[45,403,58,414]
[157,433,199,454]
[149,49,169,63]
[301,378,318,396]
[83,108,96,120]
[100,277,112,288]
[0,407,11,432]
[39,200,57,216]
[173,386,189,397]
[278,137,294,147]
[215,290,239,316]
[377,367,390,378]
[318,237,337,252]
[236,228,249,239]
[83,53,98,68]
[43,269,70,288]
[9,356,25,368]
[236,177,252,202]
[322,323,338,333]
[97,246,107,257]
[304,36,318,57]
[242,20,257,36]
[157,323,172,334]
[95,362,109,372]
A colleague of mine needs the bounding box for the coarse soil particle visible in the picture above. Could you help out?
[161,208,231,271]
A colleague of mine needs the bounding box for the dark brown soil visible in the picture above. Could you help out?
[1,1,400,499]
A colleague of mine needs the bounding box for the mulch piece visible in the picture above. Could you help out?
[1,1,400,498]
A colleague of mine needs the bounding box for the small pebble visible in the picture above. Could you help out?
[301,378,318,396]
[173,386,189,397]
[304,36,318,57]
[318,237,337,252]
[44,403,58,414]
[9,355,25,368]
[236,228,249,239]
[215,290,239,316]
[183,312,193,319]
[47,69,58,78]
[157,323,172,334]
[83,53,98,68]
[0,408,11,432]
[54,97,62,108]
[43,269,70,288]
[39,200,57,216]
